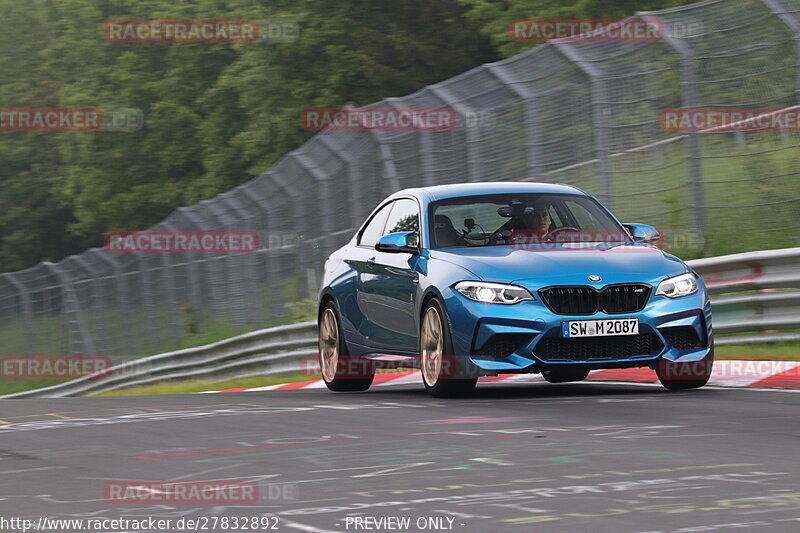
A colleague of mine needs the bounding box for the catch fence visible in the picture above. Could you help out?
[1,0,799,360]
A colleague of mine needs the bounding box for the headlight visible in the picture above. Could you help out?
[656,273,698,298]
[454,281,534,304]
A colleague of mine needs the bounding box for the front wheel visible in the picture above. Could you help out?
[420,299,477,398]
[319,302,374,392]
[656,353,713,391]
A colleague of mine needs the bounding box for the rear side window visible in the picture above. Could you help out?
[564,199,611,230]
[384,198,419,235]
[358,202,393,247]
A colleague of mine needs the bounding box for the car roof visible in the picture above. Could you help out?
[392,182,588,203]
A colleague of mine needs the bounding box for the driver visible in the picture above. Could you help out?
[510,202,551,244]
[525,203,551,234]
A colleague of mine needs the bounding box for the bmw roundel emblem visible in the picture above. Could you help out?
[588,275,602,283]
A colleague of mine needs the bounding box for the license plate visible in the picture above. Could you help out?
[562,318,639,338]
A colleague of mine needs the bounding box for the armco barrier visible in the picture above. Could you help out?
[693,247,800,343]
[0,321,317,399]
[2,0,800,363]
[2,247,798,398]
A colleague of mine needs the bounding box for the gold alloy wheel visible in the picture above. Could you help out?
[421,306,444,387]
[319,308,339,382]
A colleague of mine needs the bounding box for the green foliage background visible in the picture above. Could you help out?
[0,0,698,272]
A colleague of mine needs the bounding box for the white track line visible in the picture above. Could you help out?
[199,360,800,393]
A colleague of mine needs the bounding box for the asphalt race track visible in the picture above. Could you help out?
[1,382,800,532]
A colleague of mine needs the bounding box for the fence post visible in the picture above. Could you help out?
[761,0,800,104]
[206,196,256,330]
[639,12,705,237]
[552,41,614,209]
[428,84,484,183]
[376,98,431,187]
[219,191,264,329]
[174,207,210,327]
[190,201,235,327]
[354,103,403,197]
[68,254,110,355]
[156,222,187,345]
[91,250,139,358]
[236,185,283,326]
[317,133,366,227]
[342,102,401,199]
[2,273,35,355]
[485,62,544,181]
[44,261,96,356]
[292,151,334,298]
[268,168,309,307]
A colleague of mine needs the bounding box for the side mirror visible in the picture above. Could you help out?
[623,223,662,244]
[375,231,420,254]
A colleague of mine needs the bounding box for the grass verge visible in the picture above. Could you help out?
[715,340,800,361]
[0,377,76,396]
[93,367,412,397]
[93,373,313,397]
[29,341,800,398]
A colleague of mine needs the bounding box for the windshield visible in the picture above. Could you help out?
[429,193,631,249]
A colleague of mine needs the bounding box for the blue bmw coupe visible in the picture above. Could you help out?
[318,183,713,397]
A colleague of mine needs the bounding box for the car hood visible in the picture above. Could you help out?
[430,243,688,286]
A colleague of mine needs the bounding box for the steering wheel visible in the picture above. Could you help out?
[543,226,580,242]
[486,225,516,245]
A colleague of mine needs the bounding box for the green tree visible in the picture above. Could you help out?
[0,0,496,269]
[460,0,699,58]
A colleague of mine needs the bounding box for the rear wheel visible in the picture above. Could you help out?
[319,303,374,392]
[420,299,477,398]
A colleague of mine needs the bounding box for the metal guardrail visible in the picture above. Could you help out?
[2,247,798,399]
[690,247,800,344]
[1,321,317,399]
[3,0,800,362]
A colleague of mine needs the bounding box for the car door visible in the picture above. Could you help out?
[346,201,394,347]
[358,198,421,352]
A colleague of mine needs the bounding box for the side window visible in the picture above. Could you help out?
[564,200,604,229]
[547,205,563,227]
[358,202,393,247]
[384,198,420,235]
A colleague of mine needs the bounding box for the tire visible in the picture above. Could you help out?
[656,352,713,391]
[542,366,590,383]
[420,298,477,398]
[318,302,374,392]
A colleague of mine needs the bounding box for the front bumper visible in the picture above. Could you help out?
[442,283,713,374]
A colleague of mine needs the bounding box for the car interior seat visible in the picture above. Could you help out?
[433,214,466,248]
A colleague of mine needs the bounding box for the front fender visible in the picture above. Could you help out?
[415,254,482,351]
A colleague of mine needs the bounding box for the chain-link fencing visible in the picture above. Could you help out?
[1,0,799,360]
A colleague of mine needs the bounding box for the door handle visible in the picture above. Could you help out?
[366,257,376,268]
